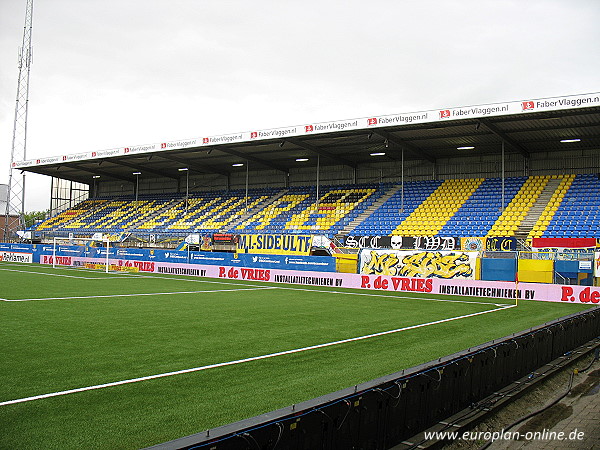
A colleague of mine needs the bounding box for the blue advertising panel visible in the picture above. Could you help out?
[480,257,517,282]
[237,254,336,271]
[1,242,336,273]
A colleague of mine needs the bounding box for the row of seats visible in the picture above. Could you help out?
[32,175,600,239]
[354,180,442,235]
[237,185,383,234]
[487,176,550,237]
[439,177,525,237]
[36,199,109,231]
[392,178,483,236]
[541,173,600,238]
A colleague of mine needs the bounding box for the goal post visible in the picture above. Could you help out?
[52,235,110,273]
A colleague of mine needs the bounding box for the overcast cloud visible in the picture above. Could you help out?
[1,0,599,211]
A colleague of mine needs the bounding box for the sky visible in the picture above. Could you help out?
[1,0,599,211]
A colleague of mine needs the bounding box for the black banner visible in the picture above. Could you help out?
[342,235,392,249]
[486,237,517,251]
[342,235,460,251]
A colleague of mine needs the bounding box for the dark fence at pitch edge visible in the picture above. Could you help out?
[150,307,600,450]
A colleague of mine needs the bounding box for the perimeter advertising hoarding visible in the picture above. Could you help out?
[24,243,335,272]
[0,251,33,263]
[14,93,600,169]
[359,249,478,279]
[0,243,34,252]
[31,255,600,305]
[4,242,599,304]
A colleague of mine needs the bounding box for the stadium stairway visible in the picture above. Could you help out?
[488,176,556,237]
[174,193,270,232]
[136,196,190,232]
[73,199,127,231]
[233,185,382,236]
[235,191,311,233]
[286,186,380,235]
[350,180,442,236]
[528,175,575,238]
[201,195,271,231]
[392,178,483,236]
[338,184,401,236]
[514,177,562,238]
[133,191,273,233]
[84,199,166,231]
[125,197,186,232]
[437,177,523,237]
[223,188,289,232]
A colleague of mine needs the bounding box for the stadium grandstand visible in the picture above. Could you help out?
[26,174,600,240]
[3,93,600,450]
[10,92,600,246]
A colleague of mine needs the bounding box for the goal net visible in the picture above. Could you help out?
[52,236,111,273]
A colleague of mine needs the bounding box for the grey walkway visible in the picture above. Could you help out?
[488,366,599,450]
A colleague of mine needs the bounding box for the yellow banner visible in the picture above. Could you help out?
[238,234,312,255]
[83,263,139,273]
[360,249,477,279]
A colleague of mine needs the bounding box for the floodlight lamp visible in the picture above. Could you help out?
[296,158,309,162]
[178,168,189,171]
[457,146,475,150]
[560,138,581,143]
[370,152,386,156]
[232,163,244,167]
[133,172,141,175]
[92,175,101,179]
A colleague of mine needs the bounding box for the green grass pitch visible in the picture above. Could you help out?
[0,261,593,449]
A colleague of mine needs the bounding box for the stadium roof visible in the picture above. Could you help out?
[14,93,600,184]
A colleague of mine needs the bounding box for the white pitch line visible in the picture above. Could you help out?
[1,287,276,302]
[0,261,96,270]
[0,267,130,280]
[1,265,513,307]
[267,286,509,307]
[0,304,515,407]
[117,272,509,307]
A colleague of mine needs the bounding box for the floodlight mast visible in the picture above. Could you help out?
[3,0,34,241]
